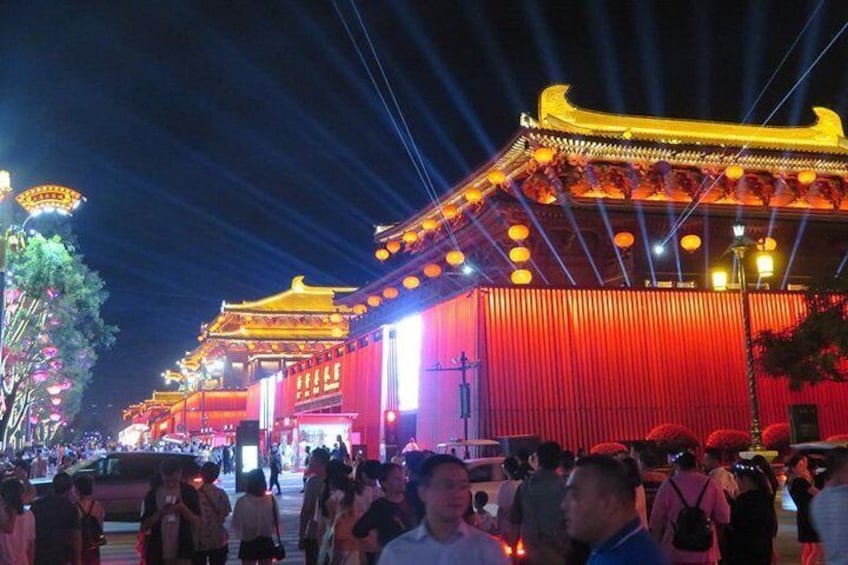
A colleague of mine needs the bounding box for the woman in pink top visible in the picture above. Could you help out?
[649,452,730,565]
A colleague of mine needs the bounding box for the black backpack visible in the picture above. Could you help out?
[78,501,106,550]
[668,479,713,552]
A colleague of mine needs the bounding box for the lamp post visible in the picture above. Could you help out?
[712,223,774,451]
[426,351,480,459]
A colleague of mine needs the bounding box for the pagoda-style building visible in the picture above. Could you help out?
[277,85,848,458]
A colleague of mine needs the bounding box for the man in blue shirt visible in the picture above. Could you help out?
[379,454,509,565]
[564,455,669,564]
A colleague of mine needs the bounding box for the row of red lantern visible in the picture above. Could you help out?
[725,164,817,185]
[613,231,778,253]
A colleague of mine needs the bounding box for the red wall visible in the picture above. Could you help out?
[479,288,848,450]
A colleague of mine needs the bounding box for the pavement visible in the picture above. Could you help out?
[98,470,807,564]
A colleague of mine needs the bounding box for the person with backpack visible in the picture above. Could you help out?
[73,475,105,565]
[649,451,730,565]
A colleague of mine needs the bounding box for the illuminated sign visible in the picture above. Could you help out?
[296,361,341,403]
[15,185,84,216]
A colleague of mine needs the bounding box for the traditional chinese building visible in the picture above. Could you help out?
[279,84,848,458]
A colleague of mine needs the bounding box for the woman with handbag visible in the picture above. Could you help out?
[232,469,285,565]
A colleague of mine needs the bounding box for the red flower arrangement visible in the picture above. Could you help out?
[826,434,848,442]
[762,423,791,452]
[590,442,628,456]
[705,429,751,452]
[646,424,700,452]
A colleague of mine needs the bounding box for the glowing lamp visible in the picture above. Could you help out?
[756,252,774,278]
[15,185,84,216]
[382,287,399,300]
[51,397,61,406]
[511,269,533,285]
[797,169,817,186]
[329,313,343,324]
[613,231,635,250]
[422,218,439,231]
[385,410,397,424]
[487,170,506,185]
[507,224,530,242]
[757,237,777,252]
[423,263,442,278]
[47,384,62,395]
[680,234,702,253]
[386,240,401,254]
[402,231,419,244]
[445,250,465,266]
[31,371,49,383]
[509,246,531,263]
[402,276,420,290]
[725,165,744,181]
[366,295,382,307]
[0,170,9,190]
[49,413,61,422]
[732,223,745,238]
[533,147,555,164]
[464,187,484,204]
[712,270,729,291]
[375,248,390,262]
[330,327,344,338]
[352,304,367,315]
[442,203,459,220]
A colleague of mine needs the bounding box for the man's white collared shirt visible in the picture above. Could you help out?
[378,520,510,565]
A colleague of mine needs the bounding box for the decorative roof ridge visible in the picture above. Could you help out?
[222,276,357,312]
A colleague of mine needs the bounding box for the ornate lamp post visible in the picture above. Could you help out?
[712,223,774,452]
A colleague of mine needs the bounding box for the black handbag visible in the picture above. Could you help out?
[271,496,286,561]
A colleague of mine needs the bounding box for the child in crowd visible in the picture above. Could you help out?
[473,491,496,534]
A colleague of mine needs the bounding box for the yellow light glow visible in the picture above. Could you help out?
[386,240,401,254]
[757,237,777,252]
[366,295,382,307]
[423,263,442,278]
[797,169,817,185]
[383,287,399,300]
[465,187,484,204]
[446,250,465,266]
[756,253,774,278]
[15,185,84,216]
[509,246,531,263]
[487,170,506,185]
[331,327,344,338]
[402,231,419,244]
[422,218,439,231]
[329,313,343,324]
[511,269,533,285]
[352,304,367,315]
[402,276,420,290]
[613,231,635,249]
[725,165,744,181]
[533,147,555,164]
[375,248,390,261]
[712,270,728,291]
[508,224,530,242]
[680,234,702,253]
[442,203,459,220]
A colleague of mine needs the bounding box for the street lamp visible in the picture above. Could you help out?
[711,223,773,451]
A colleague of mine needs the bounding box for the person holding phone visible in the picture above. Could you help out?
[140,459,201,565]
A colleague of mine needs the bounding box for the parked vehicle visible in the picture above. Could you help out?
[32,451,201,521]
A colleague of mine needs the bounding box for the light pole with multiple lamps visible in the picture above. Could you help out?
[712,223,775,453]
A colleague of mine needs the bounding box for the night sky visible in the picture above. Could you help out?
[1,1,846,434]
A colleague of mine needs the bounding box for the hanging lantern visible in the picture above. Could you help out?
[445,250,465,266]
[402,276,420,290]
[386,240,401,254]
[511,269,533,285]
[329,313,343,324]
[464,187,484,204]
[423,263,442,278]
[756,252,774,278]
[51,397,62,406]
[383,287,399,300]
[533,147,555,165]
[402,231,419,244]
[41,346,59,358]
[508,224,530,242]
[31,371,49,383]
[352,304,367,315]
[422,218,439,231]
[680,234,702,253]
[47,384,62,395]
[375,248,390,262]
[60,380,72,390]
[330,327,344,338]
[757,237,777,252]
[366,295,382,308]
[797,170,817,186]
[442,203,459,220]
[725,164,744,181]
[487,170,506,185]
[613,232,635,250]
[509,246,531,263]
[712,270,729,291]
[49,413,61,422]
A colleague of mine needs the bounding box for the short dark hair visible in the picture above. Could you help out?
[246,468,267,496]
[53,471,74,495]
[161,458,183,477]
[0,479,24,515]
[380,462,403,483]
[673,451,697,471]
[474,490,489,507]
[620,457,643,487]
[704,448,722,461]
[638,449,659,469]
[357,460,383,482]
[74,474,94,496]
[502,456,521,478]
[311,448,330,467]
[418,454,467,486]
[404,451,427,477]
[536,441,562,470]
[826,447,848,474]
[200,462,220,483]
[575,455,635,503]
[560,450,576,472]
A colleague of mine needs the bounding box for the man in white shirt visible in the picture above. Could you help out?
[379,454,509,565]
[704,448,738,501]
[811,447,848,565]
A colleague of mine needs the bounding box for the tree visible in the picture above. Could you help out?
[755,279,848,390]
[1,234,116,445]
